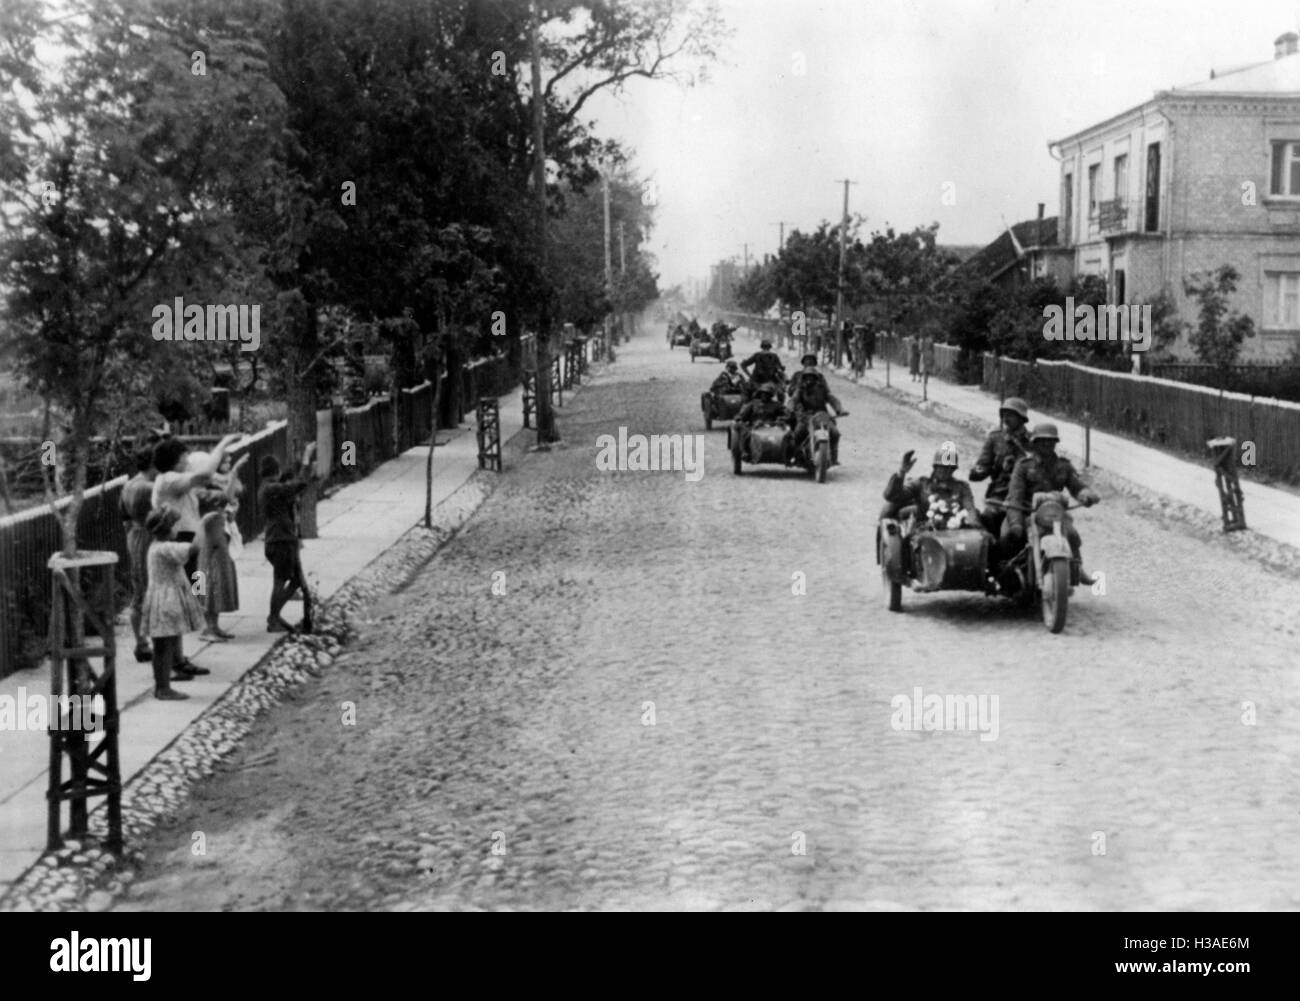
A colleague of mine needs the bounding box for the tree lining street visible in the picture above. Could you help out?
[113,335,1300,911]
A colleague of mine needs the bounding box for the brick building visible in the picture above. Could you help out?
[1048,31,1300,360]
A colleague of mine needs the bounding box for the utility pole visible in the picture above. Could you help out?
[530,2,557,444]
[772,221,791,252]
[602,167,613,349]
[617,220,626,341]
[743,243,749,276]
[834,179,855,368]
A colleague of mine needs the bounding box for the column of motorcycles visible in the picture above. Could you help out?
[694,340,1100,633]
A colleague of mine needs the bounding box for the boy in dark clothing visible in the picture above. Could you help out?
[121,446,157,662]
[257,443,317,633]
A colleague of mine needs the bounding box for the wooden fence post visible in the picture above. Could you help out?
[1207,436,1247,532]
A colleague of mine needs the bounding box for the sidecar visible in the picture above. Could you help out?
[877,516,993,612]
[689,334,717,361]
[701,389,745,430]
[728,421,792,474]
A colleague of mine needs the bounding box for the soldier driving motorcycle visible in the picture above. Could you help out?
[786,353,848,466]
[882,442,981,529]
[970,396,1031,537]
[740,340,786,397]
[1001,422,1100,585]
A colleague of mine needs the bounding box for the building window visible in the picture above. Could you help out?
[1063,173,1073,244]
[1088,163,1099,216]
[1113,154,1128,203]
[1269,141,1300,196]
[1264,272,1300,327]
[1145,143,1161,232]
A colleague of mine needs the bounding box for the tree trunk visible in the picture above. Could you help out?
[530,4,559,446]
[423,367,445,529]
[287,297,320,539]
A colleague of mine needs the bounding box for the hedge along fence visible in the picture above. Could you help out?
[982,354,1300,483]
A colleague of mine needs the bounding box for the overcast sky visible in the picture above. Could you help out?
[585,0,1300,291]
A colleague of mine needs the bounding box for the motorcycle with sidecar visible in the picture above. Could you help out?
[729,410,845,483]
[701,384,746,430]
[876,491,1086,633]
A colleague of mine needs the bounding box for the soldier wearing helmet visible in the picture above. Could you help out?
[740,339,786,396]
[787,352,847,466]
[882,441,980,529]
[710,357,747,395]
[1003,422,1101,584]
[970,396,1032,536]
[732,382,791,461]
[734,382,789,426]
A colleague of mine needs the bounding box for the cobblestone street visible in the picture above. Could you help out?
[115,335,1300,911]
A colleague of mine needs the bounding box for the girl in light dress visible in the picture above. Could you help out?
[194,451,248,641]
[142,505,204,700]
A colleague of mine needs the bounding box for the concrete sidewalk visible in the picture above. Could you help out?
[0,382,527,895]
[735,325,1300,550]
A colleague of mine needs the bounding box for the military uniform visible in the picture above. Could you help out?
[970,425,1030,536]
[787,368,843,463]
[971,426,1031,499]
[710,370,746,394]
[882,472,980,529]
[733,396,790,461]
[1002,451,1089,557]
[741,350,785,392]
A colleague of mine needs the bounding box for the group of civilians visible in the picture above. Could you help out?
[119,432,318,700]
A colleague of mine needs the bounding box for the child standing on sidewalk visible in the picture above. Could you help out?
[257,442,317,634]
[197,453,248,641]
[143,506,205,701]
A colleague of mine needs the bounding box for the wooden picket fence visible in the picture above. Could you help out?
[983,354,1300,482]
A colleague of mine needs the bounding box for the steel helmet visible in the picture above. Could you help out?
[999,397,1029,421]
[760,339,772,349]
[1030,422,1060,442]
[932,441,959,467]
[725,358,738,370]
[759,382,779,396]
[800,353,818,366]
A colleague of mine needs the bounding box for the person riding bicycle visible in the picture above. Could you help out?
[740,340,785,397]
[786,353,847,466]
[882,442,980,530]
[1002,422,1100,585]
[970,396,1031,537]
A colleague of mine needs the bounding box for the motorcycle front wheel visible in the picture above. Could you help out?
[814,440,830,482]
[1040,558,1070,633]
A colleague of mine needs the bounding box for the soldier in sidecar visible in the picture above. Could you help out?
[877,435,1100,633]
[701,360,748,429]
[877,442,994,605]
